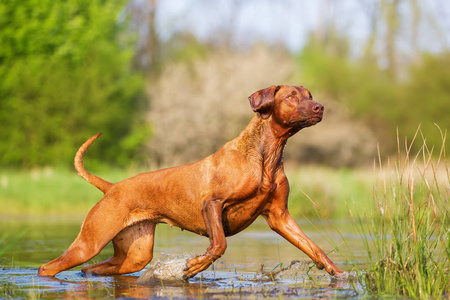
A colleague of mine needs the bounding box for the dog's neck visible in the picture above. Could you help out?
[237,114,297,171]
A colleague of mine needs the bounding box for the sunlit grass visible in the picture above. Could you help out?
[301,126,449,298]
[287,166,373,219]
[310,126,450,298]
[354,126,450,298]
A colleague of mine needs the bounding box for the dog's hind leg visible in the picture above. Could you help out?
[38,197,154,276]
[38,199,128,276]
[82,221,156,275]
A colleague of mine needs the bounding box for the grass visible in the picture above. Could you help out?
[296,126,449,298]
[314,126,450,298]
[287,166,373,218]
[0,167,137,218]
[355,127,450,298]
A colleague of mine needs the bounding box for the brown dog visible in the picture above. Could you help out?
[38,85,345,278]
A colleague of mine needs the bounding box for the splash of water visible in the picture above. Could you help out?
[137,253,195,284]
[256,260,357,282]
[255,260,308,280]
[334,270,357,281]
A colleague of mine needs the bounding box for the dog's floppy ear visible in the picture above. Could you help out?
[248,85,280,119]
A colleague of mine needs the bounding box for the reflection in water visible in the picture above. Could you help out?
[0,219,366,298]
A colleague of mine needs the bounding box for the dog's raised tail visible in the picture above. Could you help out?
[74,133,113,194]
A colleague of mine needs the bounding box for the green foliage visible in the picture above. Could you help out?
[0,0,147,168]
[164,33,212,64]
[297,32,354,99]
[298,35,394,156]
[296,33,450,157]
[399,52,450,154]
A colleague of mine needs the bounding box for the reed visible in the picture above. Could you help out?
[349,126,449,297]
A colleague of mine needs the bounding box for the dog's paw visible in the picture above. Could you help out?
[183,255,214,279]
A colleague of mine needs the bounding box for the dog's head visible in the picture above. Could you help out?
[248,85,324,129]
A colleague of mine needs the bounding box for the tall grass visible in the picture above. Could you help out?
[349,126,450,298]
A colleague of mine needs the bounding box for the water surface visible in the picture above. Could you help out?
[0,218,367,298]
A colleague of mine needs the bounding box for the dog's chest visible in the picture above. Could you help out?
[221,176,279,236]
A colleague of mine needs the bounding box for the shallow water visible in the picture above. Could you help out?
[0,218,368,298]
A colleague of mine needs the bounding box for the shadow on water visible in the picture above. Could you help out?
[0,218,367,299]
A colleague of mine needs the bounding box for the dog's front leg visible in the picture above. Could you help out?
[183,199,226,279]
[262,179,345,277]
[263,206,345,277]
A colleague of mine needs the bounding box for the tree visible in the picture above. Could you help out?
[0,0,146,168]
[399,52,450,153]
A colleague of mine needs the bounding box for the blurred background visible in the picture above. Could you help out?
[1,0,449,170]
[1,3,449,297]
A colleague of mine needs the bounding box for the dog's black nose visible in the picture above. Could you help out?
[312,103,324,113]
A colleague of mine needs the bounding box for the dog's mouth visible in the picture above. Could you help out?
[308,115,322,124]
[289,108,323,127]
[291,114,322,128]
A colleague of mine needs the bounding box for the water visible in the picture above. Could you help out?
[0,218,367,298]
